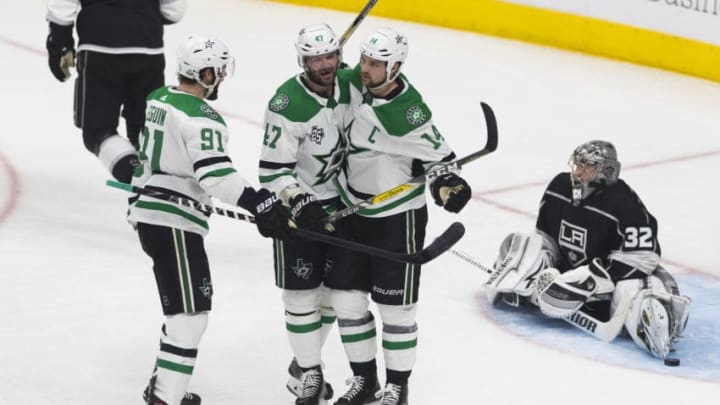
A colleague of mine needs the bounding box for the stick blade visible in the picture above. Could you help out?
[416,222,466,264]
[480,102,498,152]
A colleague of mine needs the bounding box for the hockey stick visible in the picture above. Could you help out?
[339,0,378,46]
[106,180,464,265]
[324,101,498,224]
[449,248,628,342]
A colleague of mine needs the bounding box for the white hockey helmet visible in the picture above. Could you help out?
[295,23,341,68]
[176,35,235,92]
[360,27,409,83]
[568,140,621,204]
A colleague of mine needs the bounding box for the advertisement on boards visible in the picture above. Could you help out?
[504,0,720,45]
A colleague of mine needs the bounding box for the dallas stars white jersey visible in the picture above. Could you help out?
[337,67,455,218]
[128,86,252,236]
[259,73,350,204]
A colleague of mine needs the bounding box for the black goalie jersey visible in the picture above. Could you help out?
[536,173,660,282]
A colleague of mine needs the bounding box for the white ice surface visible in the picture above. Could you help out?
[1,1,719,404]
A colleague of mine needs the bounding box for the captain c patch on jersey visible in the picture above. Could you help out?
[559,220,588,266]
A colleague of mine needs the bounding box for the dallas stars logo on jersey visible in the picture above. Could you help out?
[312,133,346,186]
[406,105,427,126]
[269,93,290,112]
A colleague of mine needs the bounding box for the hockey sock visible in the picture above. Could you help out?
[386,369,411,386]
[152,313,207,404]
[319,286,336,347]
[97,134,138,183]
[378,304,417,374]
[337,311,377,364]
[286,309,323,368]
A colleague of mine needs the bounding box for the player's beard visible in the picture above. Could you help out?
[362,73,388,90]
[207,84,219,100]
[306,67,337,87]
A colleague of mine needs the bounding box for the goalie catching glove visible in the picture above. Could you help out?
[238,188,293,239]
[430,173,472,213]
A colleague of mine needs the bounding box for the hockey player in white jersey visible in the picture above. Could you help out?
[127,35,292,405]
[326,28,472,405]
[259,23,351,405]
[485,140,690,362]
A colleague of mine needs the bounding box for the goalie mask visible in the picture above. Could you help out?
[360,27,409,88]
[177,35,235,97]
[568,140,621,205]
[295,23,342,68]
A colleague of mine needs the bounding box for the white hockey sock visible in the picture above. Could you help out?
[153,313,207,404]
[332,289,377,363]
[378,304,418,372]
[337,311,377,363]
[286,310,323,368]
[319,285,336,347]
[97,134,136,173]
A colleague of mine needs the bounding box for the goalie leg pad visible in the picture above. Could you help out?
[625,292,672,359]
[486,232,559,304]
[622,274,691,359]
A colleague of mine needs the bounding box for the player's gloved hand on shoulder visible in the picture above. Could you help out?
[46,22,76,82]
[430,173,472,213]
[290,193,332,233]
[238,187,293,239]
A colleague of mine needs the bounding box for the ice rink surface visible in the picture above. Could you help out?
[1,1,719,404]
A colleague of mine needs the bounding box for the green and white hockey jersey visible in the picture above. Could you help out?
[128,86,252,236]
[337,67,455,218]
[259,72,351,205]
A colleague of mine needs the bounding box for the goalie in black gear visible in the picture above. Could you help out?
[485,140,690,361]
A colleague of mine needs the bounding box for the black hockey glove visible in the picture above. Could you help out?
[430,173,472,213]
[238,188,293,239]
[46,22,76,82]
[290,193,329,233]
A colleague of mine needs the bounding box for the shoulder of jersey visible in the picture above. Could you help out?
[603,179,642,210]
[544,173,572,197]
[148,86,225,126]
[344,64,363,93]
[373,76,433,137]
[267,77,323,122]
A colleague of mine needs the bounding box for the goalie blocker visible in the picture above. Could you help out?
[485,232,691,361]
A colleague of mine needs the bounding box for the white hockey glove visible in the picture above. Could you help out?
[535,258,614,318]
[485,232,558,305]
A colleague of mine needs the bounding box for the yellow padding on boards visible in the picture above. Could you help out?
[269,0,720,83]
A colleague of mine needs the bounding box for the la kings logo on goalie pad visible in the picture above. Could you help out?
[559,220,588,266]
